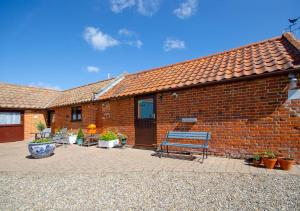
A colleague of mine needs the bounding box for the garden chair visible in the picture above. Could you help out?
[52,128,69,146]
[34,128,52,139]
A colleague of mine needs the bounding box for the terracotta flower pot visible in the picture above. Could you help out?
[276,157,284,168]
[253,159,261,167]
[279,159,295,171]
[263,157,277,169]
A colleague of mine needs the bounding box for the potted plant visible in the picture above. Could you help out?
[279,155,295,171]
[118,133,128,146]
[28,138,55,159]
[68,129,77,144]
[77,128,84,145]
[36,121,46,132]
[252,153,261,167]
[98,131,119,148]
[262,150,277,169]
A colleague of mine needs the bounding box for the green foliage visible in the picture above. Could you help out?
[253,153,261,161]
[285,154,294,160]
[68,128,75,136]
[36,121,46,132]
[77,128,84,139]
[32,138,51,143]
[263,150,276,159]
[100,131,118,141]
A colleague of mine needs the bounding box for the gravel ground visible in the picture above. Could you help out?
[0,171,299,210]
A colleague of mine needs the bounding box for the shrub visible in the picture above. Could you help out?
[36,121,46,132]
[100,131,118,141]
[32,138,51,143]
[77,128,84,139]
[253,153,261,161]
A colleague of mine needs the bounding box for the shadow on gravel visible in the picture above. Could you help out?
[25,153,55,159]
[151,152,197,161]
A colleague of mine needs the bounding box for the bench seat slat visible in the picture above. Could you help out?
[160,131,211,160]
[167,131,211,140]
[161,142,208,149]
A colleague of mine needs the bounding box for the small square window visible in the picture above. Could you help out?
[71,107,82,121]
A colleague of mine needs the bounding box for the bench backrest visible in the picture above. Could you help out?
[166,131,211,145]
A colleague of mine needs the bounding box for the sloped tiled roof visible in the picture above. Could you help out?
[0,83,60,109]
[98,32,300,100]
[47,79,113,108]
[0,79,113,109]
[1,33,300,109]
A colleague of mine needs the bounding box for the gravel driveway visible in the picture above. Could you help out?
[0,141,299,210]
[1,171,299,210]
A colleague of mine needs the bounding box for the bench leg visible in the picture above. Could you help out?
[167,145,169,154]
[159,145,163,158]
[206,148,208,159]
[202,148,205,161]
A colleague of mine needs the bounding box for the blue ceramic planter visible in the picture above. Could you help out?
[28,142,56,159]
[77,138,83,145]
[121,138,127,146]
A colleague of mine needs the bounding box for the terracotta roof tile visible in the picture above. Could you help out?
[0,83,60,109]
[48,79,113,107]
[98,33,300,100]
[0,78,114,109]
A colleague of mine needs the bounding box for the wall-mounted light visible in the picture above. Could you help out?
[159,93,163,101]
[171,92,178,98]
[288,73,298,90]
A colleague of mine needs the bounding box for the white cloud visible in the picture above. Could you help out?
[110,0,160,16]
[135,40,143,48]
[83,27,119,51]
[174,0,198,19]
[126,39,143,48]
[110,0,135,13]
[86,66,100,73]
[164,38,185,52]
[28,82,61,91]
[118,28,136,36]
[137,0,160,16]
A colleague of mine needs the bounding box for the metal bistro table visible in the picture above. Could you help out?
[82,134,99,147]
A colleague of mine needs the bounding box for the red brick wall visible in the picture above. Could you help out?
[156,74,300,160]
[52,103,98,133]
[97,98,135,145]
[49,73,300,161]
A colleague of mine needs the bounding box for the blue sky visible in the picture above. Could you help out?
[0,0,299,90]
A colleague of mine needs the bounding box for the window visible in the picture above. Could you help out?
[71,107,82,121]
[0,112,21,125]
[137,98,154,119]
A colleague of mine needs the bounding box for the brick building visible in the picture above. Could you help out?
[1,32,300,160]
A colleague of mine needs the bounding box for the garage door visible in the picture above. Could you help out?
[0,111,24,143]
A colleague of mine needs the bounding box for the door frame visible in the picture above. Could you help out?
[134,94,157,147]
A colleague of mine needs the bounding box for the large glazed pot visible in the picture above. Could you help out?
[28,142,56,159]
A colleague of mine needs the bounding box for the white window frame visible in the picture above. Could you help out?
[0,111,21,125]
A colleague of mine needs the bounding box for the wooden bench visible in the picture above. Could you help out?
[159,131,211,160]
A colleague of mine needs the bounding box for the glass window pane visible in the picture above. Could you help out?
[138,98,154,119]
[72,113,77,120]
[0,112,21,125]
